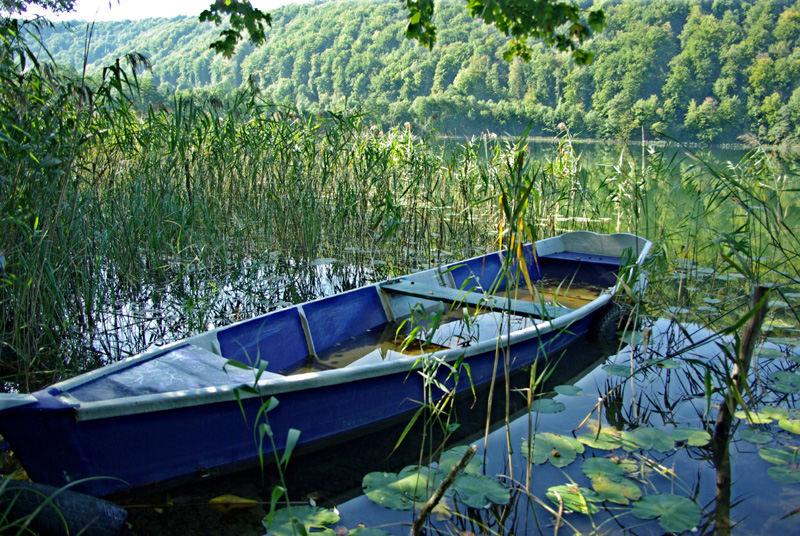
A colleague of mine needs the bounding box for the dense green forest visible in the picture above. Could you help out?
[34,0,800,144]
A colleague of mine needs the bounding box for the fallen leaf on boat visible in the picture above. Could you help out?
[208,494,259,514]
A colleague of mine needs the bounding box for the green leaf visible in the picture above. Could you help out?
[629,428,674,453]
[603,364,633,378]
[582,457,624,481]
[452,473,510,508]
[362,466,442,510]
[759,446,800,466]
[767,465,800,484]
[264,506,339,536]
[779,418,800,435]
[577,428,622,450]
[554,384,583,396]
[762,406,790,420]
[521,432,585,468]
[670,428,711,447]
[644,358,682,369]
[437,445,481,475]
[770,371,800,394]
[591,473,641,505]
[545,484,602,514]
[739,427,774,445]
[531,398,566,413]
[619,330,645,346]
[631,494,701,533]
[734,410,774,424]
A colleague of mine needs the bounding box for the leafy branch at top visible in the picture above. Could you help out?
[403,0,606,65]
[200,0,272,59]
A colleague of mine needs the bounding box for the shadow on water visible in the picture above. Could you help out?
[117,335,614,536]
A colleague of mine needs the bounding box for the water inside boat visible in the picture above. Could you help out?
[279,310,535,375]
[496,277,605,310]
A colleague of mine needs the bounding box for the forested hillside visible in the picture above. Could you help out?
[36,0,800,144]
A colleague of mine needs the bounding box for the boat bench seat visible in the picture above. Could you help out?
[380,280,570,318]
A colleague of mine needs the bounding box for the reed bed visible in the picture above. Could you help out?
[2,21,798,395]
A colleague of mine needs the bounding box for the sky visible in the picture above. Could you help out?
[25,0,301,22]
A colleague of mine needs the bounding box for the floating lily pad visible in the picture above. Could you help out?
[770,371,800,394]
[779,418,800,435]
[619,331,646,346]
[265,505,340,536]
[762,406,790,420]
[362,466,442,510]
[521,432,585,468]
[644,358,682,369]
[437,446,481,475]
[545,485,602,514]
[531,398,566,413]
[769,300,790,309]
[739,427,774,445]
[577,428,622,450]
[452,473,510,508]
[603,364,634,378]
[582,457,624,481]
[755,347,786,359]
[670,428,711,447]
[665,306,690,315]
[631,494,701,533]
[619,428,674,453]
[702,297,722,305]
[554,384,583,396]
[591,473,642,505]
[734,410,774,424]
[767,465,800,484]
[697,306,718,313]
[758,446,800,466]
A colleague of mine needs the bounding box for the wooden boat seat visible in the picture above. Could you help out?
[379,280,571,319]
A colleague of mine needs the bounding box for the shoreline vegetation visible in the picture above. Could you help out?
[28,0,800,148]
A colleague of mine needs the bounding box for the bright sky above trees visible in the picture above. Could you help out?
[25,0,301,21]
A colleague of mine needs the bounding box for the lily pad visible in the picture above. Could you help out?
[577,428,622,450]
[670,428,711,447]
[734,410,774,424]
[591,473,642,505]
[767,465,800,484]
[265,506,340,536]
[603,364,634,378]
[644,358,682,369]
[521,432,585,468]
[779,418,800,435]
[759,446,800,466]
[554,384,583,396]
[739,427,774,445]
[362,466,442,510]
[770,371,800,394]
[545,484,602,514]
[437,446,481,475]
[697,306,718,313]
[619,429,673,453]
[531,398,566,413]
[619,330,646,346]
[631,494,701,533]
[755,347,786,359]
[582,457,624,481]
[452,473,511,508]
[762,406,790,420]
[702,297,722,304]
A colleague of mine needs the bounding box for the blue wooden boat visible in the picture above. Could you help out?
[0,232,651,497]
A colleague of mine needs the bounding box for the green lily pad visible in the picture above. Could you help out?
[521,432,585,468]
[762,406,790,420]
[452,473,510,508]
[545,484,602,514]
[591,473,642,505]
[739,427,774,445]
[631,494,701,533]
[619,330,646,346]
[759,446,800,466]
[702,297,722,304]
[767,465,800,484]
[770,371,800,394]
[582,457,624,481]
[697,306,718,313]
[617,429,673,452]
[577,428,622,450]
[265,506,340,536]
[670,428,711,447]
[603,364,634,378]
[531,398,566,413]
[755,347,786,359]
[362,466,442,510]
[734,410,774,424]
[644,358,682,369]
[779,418,800,435]
[437,446,481,475]
[665,306,690,315]
[554,384,583,396]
